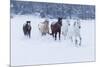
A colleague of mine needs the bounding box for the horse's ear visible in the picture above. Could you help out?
[58,17,62,21]
[60,17,62,20]
[27,21,31,23]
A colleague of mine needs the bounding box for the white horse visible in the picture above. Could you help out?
[38,19,49,36]
[62,20,70,39]
[69,20,81,46]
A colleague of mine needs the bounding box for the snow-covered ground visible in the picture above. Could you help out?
[11,15,96,66]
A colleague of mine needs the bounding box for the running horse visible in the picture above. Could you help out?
[23,21,32,38]
[51,17,62,40]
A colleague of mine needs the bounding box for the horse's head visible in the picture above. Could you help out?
[74,21,81,29]
[27,21,31,24]
[58,17,62,26]
[44,19,49,25]
[26,21,31,26]
[58,17,62,22]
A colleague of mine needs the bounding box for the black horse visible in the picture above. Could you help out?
[23,21,32,38]
[51,17,62,40]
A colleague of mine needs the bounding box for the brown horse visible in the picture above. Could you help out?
[51,17,62,40]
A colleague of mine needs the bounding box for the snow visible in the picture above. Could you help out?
[11,15,95,66]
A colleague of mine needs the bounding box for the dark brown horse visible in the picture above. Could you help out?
[51,17,62,40]
[23,21,32,38]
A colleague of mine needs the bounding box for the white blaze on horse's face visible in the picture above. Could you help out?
[28,23,31,26]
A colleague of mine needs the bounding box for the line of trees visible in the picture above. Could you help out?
[11,1,95,19]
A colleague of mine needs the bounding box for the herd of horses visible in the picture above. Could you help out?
[23,17,81,46]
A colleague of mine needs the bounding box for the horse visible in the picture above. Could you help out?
[38,19,49,36]
[23,21,32,38]
[73,20,81,46]
[62,20,70,39]
[68,19,81,46]
[51,17,62,40]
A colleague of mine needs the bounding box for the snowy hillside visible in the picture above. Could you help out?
[11,15,95,66]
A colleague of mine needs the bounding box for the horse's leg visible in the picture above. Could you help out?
[75,38,77,46]
[29,30,31,38]
[52,31,54,38]
[52,34,54,37]
[59,31,61,40]
[24,30,26,36]
[71,36,78,46]
[79,37,82,46]
[27,30,29,37]
[48,30,49,34]
[42,32,44,36]
[44,33,46,35]
[25,31,27,36]
[26,32,28,37]
[55,32,57,40]
[70,36,73,42]
[42,32,44,35]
